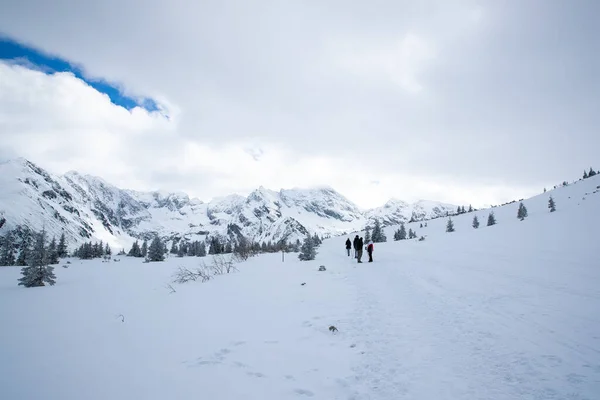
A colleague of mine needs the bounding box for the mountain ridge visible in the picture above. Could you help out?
[0,157,457,250]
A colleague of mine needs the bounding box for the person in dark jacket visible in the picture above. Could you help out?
[357,237,364,263]
[345,238,352,256]
[352,235,359,258]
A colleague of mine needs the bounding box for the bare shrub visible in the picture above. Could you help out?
[210,254,238,274]
[172,266,212,284]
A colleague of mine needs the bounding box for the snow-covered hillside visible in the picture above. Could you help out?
[0,158,456,251]
[0,173,598,399]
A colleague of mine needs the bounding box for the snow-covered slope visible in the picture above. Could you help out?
[0,158,455,251]
[0,171,598,399]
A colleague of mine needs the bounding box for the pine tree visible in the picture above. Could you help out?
[371,219,387,242]
[517,202,528,221]
[468,205,473,212]
[472,215,480,229]
[446,217,455,232]
[487,211,496,226]
[16,232,32,266]
[18,229,56,287]
[225,242,233,253]
[141,240,148,257]
[104,243,112,256]
[364,226,372,243]
[548,196,556,212]
[399,223,407,240]
[589,167,597,177]
[128,240,142,257]
[198,242,206,257]
[0,232,16,266]
[147,237,165,262]
[298,234,317,261]
[57,232,68,258]
[313,234,322,247]
[408,228,416,239]
[47,237,59,264]
[583,170,589,179]
[170,241,178,254]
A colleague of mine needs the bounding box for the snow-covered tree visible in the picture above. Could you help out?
[311,234,322,247]
[364,226,372,243]
[408,228,417,239]
[47,237,59,264]
[225,242,233,253]
[128,241,142,257]
[468,204,473,212]
[18,229,56,287]
[393,223,407,241]
[0,232,15,266]
[141,240,148,257]
[371,219,387,242]
[589,167,597,177]
[446,217,455,233]
[472,215,480,229]
[104,243,112,256]
[584,170,589,179]
[147,237,165,262]
[298,234,317,261]
[548,196,556,212]
[487,211,496,226]
[57,232,68,258]
[16,230,33,266]
[517,202,528,221]
[170,241,178,254]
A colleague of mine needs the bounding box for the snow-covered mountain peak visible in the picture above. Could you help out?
[0,157,459,250]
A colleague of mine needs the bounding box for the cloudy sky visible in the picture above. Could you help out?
[1,1,599,209]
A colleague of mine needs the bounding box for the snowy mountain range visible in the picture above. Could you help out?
[0,158,457,251]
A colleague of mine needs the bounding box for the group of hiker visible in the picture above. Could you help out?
[345,235,374,263]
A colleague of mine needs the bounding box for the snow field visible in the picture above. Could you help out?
[1,175,599,399]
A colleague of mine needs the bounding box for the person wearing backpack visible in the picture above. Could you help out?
[357,236,364,263]
[367,240,374,262]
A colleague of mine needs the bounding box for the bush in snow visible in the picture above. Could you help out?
[298,234,317,261]
[517,202,528,221]
[472,215,480,229]
[548,196,556,212]
[446,217,455,233]
[18,229,56,288]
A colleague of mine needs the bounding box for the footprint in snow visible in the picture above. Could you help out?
[294,389,315,397]
[247,371,266,378]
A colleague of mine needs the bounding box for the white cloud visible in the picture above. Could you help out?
[327,33,435,93]
[2,1,598,210]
